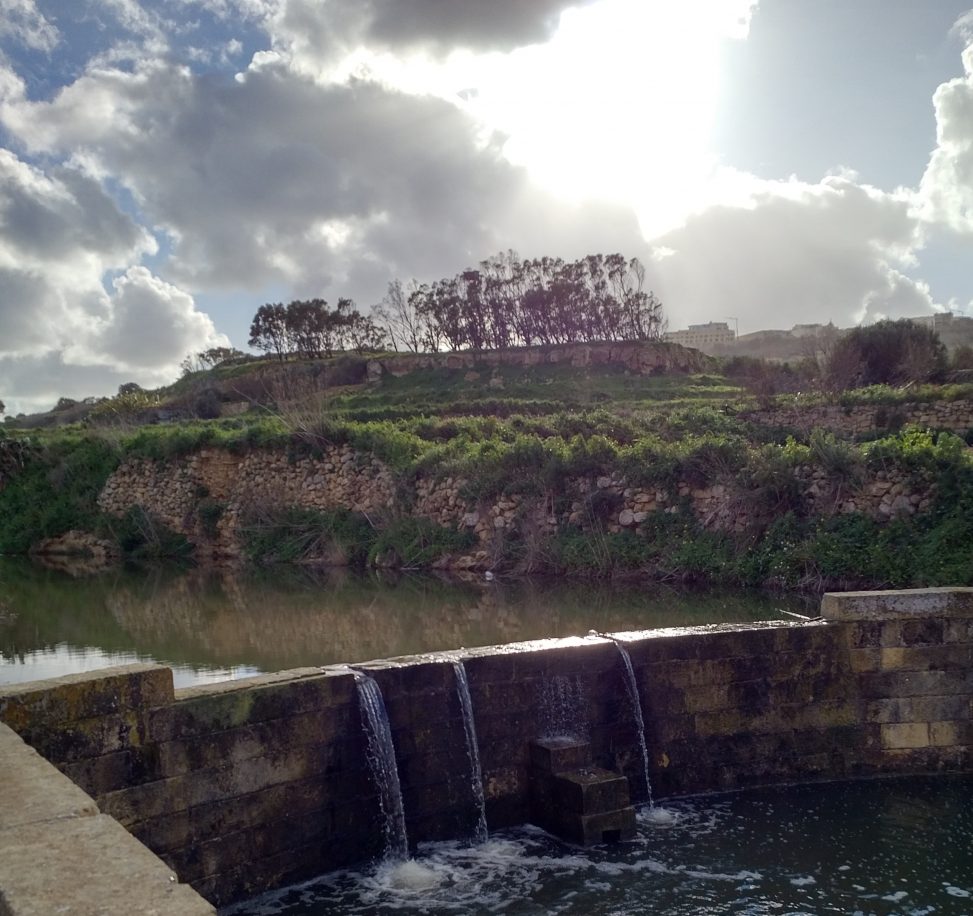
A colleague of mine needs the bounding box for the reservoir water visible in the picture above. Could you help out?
[2,558,970,914]
[228,774,973,915]
[0,557,810,686]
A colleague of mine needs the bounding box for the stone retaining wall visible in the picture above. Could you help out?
[97,445,937,565]
[1,588,970,908]
[746,398,973,438]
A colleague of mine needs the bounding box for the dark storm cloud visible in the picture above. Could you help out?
[266,0,592,61]
[343,0,592,53]
[0,157,148,263]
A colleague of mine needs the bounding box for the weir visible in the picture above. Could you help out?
[0,587,971,912]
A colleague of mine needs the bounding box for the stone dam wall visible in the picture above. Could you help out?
[0,588,971,909]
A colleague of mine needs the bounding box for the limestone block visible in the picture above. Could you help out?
[821,588,973,621]
[881,722,929,750]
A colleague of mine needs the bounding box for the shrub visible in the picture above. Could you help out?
[369,517,474,568]
[104,506,193,559]
[240,506,375,566]
[0,435,121,554]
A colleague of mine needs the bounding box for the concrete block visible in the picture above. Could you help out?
[0,665,173,736]
[552,768,631,815]
[0,723,98,830]
[0,814,213,915]
[929,720,973,747]
[822,588,973,621]
[529,738,592,774]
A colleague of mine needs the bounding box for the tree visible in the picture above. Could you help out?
[284,299,330,359]
[826,319,946,389]
[345,310,388,354]
[374,280,426,353]
[179,346,246,376]
[249,303,290,361]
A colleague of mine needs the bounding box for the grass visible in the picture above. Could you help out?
[4,350,973,588]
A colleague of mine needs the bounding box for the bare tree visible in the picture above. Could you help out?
[374,279,425,353]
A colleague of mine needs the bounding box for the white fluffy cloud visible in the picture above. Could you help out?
[2,55,644,294]
[0,147,224,412]
[919,42,973,234]
[650,174,936,331]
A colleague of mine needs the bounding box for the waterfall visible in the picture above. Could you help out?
[611,641,655,808]
[452,661,489,843]
[353,672,409,860]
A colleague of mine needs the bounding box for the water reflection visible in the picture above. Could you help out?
[0,557,813,686]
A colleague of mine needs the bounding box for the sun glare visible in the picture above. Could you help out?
[331,0,756,238]
[340,0,756,239]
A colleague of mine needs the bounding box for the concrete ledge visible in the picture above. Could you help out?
[0,723,98,829]
[0,815,214,916]
[822,588,973,621]
[0,723,213,915]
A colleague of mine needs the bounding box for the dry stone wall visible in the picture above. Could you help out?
[98,442,940,566]
[366,339,712,383]
[746,398,973,438]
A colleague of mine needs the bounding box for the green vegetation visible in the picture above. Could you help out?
[0,433,120,555]
[4,327,973,591]
[239,506,473,569]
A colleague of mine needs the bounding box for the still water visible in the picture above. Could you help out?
[230,775,973,915]
[0,558,812,687]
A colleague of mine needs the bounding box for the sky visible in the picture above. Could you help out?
[1,0,972,414]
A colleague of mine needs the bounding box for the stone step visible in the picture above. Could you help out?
[529,737,592,774]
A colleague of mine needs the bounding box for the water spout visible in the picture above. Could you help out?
[452,661,488,843]
[353,671,409,860]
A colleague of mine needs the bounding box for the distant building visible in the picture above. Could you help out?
[664,321,735,351]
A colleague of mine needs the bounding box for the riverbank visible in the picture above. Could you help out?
[3,348,973,590]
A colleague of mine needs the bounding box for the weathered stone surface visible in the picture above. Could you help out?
[0,723,98,829]
[0,815,214,916]
[823,588,973,620]
[4,589,973,908]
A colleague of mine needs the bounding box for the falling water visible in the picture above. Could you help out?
[353,672,409,860]
[611,641,655,807]
[539,674,589,741]
[452,661,489,843]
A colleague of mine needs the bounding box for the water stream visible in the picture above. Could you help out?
[352,672,409,861]
[610,639,654,808]
[451,661,488,844]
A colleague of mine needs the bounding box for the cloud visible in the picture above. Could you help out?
[1,57,644,302]
[252,0,592,65]
[99,267,225,371]
[650,175,936,332]
[919,41,973,234]
[0,148,223,410]
[0,0,58,52]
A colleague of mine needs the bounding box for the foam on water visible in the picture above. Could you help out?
[638,805,681,827]
[228,775,973,916]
